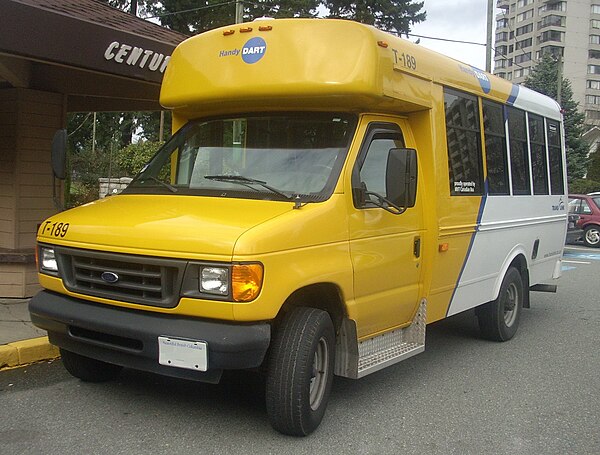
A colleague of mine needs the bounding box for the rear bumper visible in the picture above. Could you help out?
[29,290,271,383]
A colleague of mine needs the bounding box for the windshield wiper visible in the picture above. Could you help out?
[136,176,178,193]
[204,175,292,201]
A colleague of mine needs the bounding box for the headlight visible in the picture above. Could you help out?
[200,267,229,295]
[185,262,263,302]
[40,247,58,272]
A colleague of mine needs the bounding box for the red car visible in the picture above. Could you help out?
[568,194,600,247]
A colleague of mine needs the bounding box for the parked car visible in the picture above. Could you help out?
[566,213,583,245]
[568,194,600,247]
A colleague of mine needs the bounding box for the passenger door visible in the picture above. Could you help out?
[348,118,424,338]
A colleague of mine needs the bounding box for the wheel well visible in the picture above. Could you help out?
[276,283,347,333]
[508,254,530,309]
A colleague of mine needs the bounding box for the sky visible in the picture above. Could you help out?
[409,0,492,71]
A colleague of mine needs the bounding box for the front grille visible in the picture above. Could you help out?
[55,247,186,308]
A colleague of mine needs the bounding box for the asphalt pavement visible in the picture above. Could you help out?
[1,244,598,454]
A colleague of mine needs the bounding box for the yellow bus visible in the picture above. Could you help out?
[30,19,567,436]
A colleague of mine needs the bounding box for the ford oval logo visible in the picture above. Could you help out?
[101,271,119,284]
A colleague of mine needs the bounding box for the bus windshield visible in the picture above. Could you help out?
[125,113,357,202]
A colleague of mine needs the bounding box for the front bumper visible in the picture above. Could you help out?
[29,290,271,383]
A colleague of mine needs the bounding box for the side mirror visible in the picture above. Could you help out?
[386,148,417,208]
[51,129,67,180]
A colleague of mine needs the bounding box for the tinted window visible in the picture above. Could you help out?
[547,120,564,194]
[445,89,484,195]
[529,113,549,195]
[483,101,509,195]
[508,107,531,195]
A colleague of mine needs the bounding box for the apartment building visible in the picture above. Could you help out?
[493,0,600,127]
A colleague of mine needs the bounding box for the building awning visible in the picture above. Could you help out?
[0,0,189,111]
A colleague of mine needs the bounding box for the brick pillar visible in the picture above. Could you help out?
[0,88,64,297]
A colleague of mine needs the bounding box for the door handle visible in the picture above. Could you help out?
[413,237,421,258]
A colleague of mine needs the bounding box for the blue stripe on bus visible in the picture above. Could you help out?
[507,84,519,105]
[445,191,488,317]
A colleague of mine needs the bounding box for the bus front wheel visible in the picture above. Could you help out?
[477,267,524,342]
[265,307,335,436]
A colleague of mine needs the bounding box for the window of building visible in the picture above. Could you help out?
[497,18,509,28]
[591,35,600,44]
[495,45,508,57]
[496,72,507,79]
[506,72,513,80]
[516,38,532,50]
[540,2,566,13]
[496,31,509,42]
[590,50,600,60]
[589,65,600,74]
[586,95,600,104]
[516,24,533,36]
[516,9,533,22]
[444,88,483,196]
[539,30,564,43]
[537,46,563,59]
[528,114,549,195]
[515,53,532,64]
[507,107,531,195]
[496,60,507,69]
[538,15,565,29]
[514,67,531,78]
[587,80,600,89]
[483,101,509,195]
[592,4,600,14]
[586,109,600,120]
[547,120,564,195]
[517,0,531,7]
[592,19,600,29]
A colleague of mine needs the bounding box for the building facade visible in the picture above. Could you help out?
[493,0,600,127]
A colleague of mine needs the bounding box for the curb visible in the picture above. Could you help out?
[0,337,59,370]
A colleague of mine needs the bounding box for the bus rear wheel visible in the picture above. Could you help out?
[265,307,335,436]
[477,267,523,342]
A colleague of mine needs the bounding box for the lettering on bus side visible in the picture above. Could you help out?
[392,49,417,71]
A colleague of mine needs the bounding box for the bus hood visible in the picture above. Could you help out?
[37,195,292,259]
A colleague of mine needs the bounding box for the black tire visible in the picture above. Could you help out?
[477,267,524,342]
[265,307,335,436]
[583,225,600,247]
[60,348,123,382]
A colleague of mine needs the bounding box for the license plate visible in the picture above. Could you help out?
[158,336,208,372]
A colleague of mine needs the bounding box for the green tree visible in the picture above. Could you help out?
[586,148,600,182]
[324,0,426,34]
[524,53,589,180]
[117,141,164,177]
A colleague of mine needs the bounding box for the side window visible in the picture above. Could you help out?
[529,113,549,195]
[360,138,403,196]
[568,199,580,214]
[581,200,593,214]
[483,100,509,195]
[547,120,564,195]
[444,88,484,195]
[507,107,531,195]
[352,124,405,208]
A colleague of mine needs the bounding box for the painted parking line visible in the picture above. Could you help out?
[561,247,600,270]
